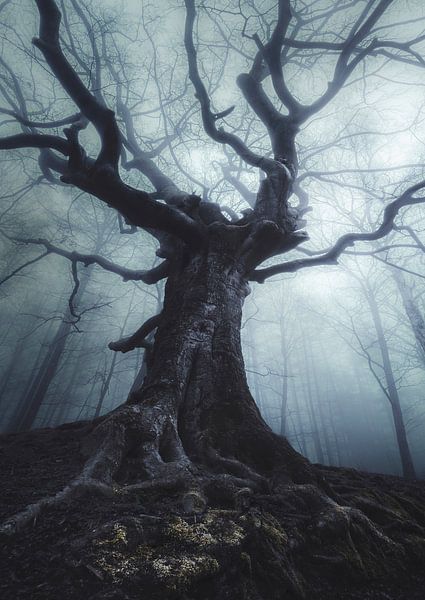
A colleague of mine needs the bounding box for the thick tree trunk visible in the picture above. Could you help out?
[122,238,313,487]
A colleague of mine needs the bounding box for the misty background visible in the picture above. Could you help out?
[0,0,424,478]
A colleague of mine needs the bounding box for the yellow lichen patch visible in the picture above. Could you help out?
[94,523,128,546]
[93,549,140,582]
[260,519,287,547]
[220,521,245,546]
[167,511,245,549]
[203,510,245,547]
[90,523,142,583]
[87,511,248,592]
[167,516,217,547]
[135,544,154,560]
[151,553,219,590]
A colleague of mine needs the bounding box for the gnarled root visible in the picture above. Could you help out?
[0,403,192,536]
[0,400,267,537]
[2,408,425,600]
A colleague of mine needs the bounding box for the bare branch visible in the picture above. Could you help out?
[236,73,298,163]
[33,0,120,169]
[0,232,169,284]
[255,0,302,117]
[184,0,274,171]
[0,133,69,155]
[350,317,393,405]
[373,256,425,280]
[0,135,202,246]
[108,313,162,353]
[219,163,256,207]
[68,259,80,319]
[0,108,82,129]
[394,225,425,252]
[250,180,425,282]
[300,0,396,120]
[0,251,49,286]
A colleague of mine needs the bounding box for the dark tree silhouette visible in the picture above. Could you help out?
[1,1,425,598]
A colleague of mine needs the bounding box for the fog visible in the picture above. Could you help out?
[0,0,425,479]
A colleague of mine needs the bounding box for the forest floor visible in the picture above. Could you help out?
[0,421,425,600]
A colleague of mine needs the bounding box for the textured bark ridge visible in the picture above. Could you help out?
[120,222,313,491]
[66,221,315,506]
[0,222,312,532]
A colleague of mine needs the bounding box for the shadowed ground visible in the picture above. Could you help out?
[1,422,424,600]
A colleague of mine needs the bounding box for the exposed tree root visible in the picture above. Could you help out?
[1,411,425,600]
[0,476,111,537]
[0,402,271,537]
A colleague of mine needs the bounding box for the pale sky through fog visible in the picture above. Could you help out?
[0,0,425,475]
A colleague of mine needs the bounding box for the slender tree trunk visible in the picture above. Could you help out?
[307,342,334,464]
[300,338,325,464]
[365,284,416,479]
[0,338,25,416]
[244,321,267,418]
[10,321,72,431]
[76,370,100,422]
[93,352,118,418]
[279,318,289,437]
[4,319,57,432]
[288,375,308,455]
[93,300,137,419]
[392,269,425,362]
[316,342,344,466]
[46,336,85,426]
[279,367,289,437]
[8,268,92,432]
[130,348,148,396]
[129,329,157,398]
[130,282,163,396]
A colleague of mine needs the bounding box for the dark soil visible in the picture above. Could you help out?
[0,422,424,600]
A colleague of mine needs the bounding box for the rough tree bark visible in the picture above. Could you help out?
[122,229,314,487]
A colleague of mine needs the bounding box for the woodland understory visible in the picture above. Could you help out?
[1,421,425,600]
[1,0,425,598]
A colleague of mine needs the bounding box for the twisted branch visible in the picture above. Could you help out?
[250,181,425,282]
[0,232,169,284]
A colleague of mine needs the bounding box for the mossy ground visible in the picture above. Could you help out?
[1,425,425,600]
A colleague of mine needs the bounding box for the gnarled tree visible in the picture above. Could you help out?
[1,1,425,598]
